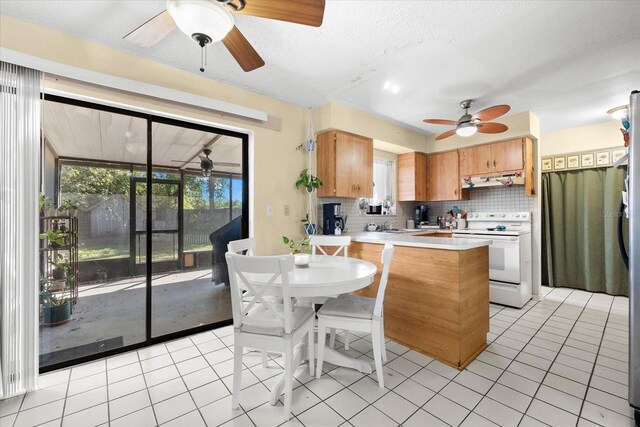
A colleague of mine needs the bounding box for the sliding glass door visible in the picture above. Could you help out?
[39,95,248,371]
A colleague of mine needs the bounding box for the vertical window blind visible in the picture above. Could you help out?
[0,61,42,398]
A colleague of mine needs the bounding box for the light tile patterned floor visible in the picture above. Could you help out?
[0,287,634,427]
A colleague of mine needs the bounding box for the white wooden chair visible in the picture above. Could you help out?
[226,253,315,419]
[227,237,271,368]
[315,243,394,388]
[309,235,353,349]
[227,237,256,256]
[310,235,352,257]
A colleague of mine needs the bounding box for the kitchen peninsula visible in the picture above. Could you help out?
[349,231,491,369]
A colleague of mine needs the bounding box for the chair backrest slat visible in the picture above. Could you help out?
[310,235,351,257]
[373,244,395,317]
[226,253,296,333]
[228,237,256,256]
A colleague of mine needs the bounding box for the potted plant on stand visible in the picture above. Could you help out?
[295,168,322,236]
[39,229,67,249]
[40,275,72,326]
[282,236,311,268]
[59,199,79,217]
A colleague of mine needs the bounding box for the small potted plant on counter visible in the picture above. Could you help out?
[282,235,311,268]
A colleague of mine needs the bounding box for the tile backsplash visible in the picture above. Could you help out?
[317,198,415,232]
[317,185,534,232]
[428,186,535,218]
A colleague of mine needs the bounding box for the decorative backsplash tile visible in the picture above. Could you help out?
[317,197,415,232]
[428,186,535,218]
[317,185,533,232]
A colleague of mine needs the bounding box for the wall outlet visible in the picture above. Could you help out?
[266,204,274,216]
[284,205,290,216]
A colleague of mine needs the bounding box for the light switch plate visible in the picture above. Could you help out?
[266,204,274,216]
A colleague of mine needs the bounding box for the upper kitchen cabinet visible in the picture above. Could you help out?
[459,138,525,176]
[317,130,373,198]
[459,144,493,176]
[427,150,468,201]
[491,138,524,172]
[458,137,535,196]
[398,152,428,201]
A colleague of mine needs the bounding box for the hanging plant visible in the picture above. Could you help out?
[295,168,323,193]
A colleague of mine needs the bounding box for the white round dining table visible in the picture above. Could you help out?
[244,255,378,405]
[245,255,377,297]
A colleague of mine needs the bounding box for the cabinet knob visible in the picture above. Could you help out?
[486,160,490,168]
[454,188,457,196]
[493,160,496,167]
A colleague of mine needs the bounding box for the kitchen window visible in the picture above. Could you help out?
[372,158,394,209]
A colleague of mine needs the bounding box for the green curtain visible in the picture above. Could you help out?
[541,167,629,296]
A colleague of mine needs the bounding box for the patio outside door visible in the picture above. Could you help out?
[131,178,183,275]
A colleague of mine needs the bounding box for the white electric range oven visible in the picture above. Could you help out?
[452,212,532,308]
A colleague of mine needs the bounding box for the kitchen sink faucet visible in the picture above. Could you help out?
[383,221,397,230]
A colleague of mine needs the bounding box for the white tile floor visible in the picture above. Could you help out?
[1,287,635,427]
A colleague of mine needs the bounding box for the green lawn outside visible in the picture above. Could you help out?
[78,235,211,261]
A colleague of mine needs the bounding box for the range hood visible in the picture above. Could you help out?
[461,171,525,189]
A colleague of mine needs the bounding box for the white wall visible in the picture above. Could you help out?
[540,120,625,156]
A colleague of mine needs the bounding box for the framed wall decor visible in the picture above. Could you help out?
[541,158,553,171]
[612,148,626,165]
[554,156,566,170]
[567,155,580,169]
[596,151,611,166]
[581,153,594,167]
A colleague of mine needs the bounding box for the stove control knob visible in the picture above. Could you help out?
[500,214,506,218]
[522,213,528,218]
[515,214,520,218]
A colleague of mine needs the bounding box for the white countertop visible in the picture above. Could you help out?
[349,230,492,251]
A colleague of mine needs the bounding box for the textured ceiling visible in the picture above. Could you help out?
[2,0,639,135]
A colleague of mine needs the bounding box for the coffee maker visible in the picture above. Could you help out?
[323,203,344,235]
[415,204,430,225]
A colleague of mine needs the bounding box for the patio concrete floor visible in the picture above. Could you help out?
[39,269,231,367]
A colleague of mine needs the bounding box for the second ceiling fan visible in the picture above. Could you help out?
[124,0,326,72]
[423,100,511,141]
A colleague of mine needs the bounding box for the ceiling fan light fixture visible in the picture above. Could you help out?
[607,105,629,120]
[456,122,477,137]
[167,0,234,43]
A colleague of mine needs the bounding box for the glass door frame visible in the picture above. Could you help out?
[41,94,250,373]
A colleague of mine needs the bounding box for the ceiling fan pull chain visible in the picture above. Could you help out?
[200,44,206,72]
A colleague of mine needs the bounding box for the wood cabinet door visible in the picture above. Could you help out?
[459,144,492,176]
[334,131,373,197]
[353,135,373,197]
[427,151,461,201]
[398,152,427,201]
[491,138,524,172]
[316,131,336,197]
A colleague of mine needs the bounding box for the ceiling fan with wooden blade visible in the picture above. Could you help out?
[123,0,325,72]
[423,100,511,141]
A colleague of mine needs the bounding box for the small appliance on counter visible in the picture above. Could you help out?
[323,203,345,235]
[415,204,429,225]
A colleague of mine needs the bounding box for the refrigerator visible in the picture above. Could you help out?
[628,90,639,424]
